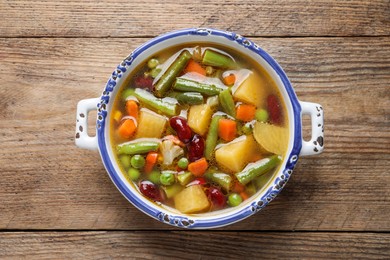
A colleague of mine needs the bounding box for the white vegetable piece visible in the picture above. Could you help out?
[160,140,184,165]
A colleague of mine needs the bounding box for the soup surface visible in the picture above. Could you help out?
[110,44,289,214]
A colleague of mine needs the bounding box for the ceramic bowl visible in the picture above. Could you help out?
[75,28,324,229]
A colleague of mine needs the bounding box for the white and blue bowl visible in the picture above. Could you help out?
[75,28,324,229]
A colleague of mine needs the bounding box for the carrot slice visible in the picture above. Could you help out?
[125,100,139,119]
[240,191,249,201]
[250,153,263,163]
[188,158,209,177]
[218,119,237,142]
[118,119,137,139]
[184,59,206,76]
[144,152,158,173]
[232,182,245,193]
[236,104,256,121]
[223,74,236,85]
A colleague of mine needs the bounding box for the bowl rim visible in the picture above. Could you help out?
[95,28,302,228]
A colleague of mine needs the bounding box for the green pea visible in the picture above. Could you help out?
[128,168,140,181]
[131,155,145,169]
[241,123,253,135]
[147,58,159,69]
[177,157,189,169]
[255,109,269,122]
[228,193,243,207]
[119,155,131,169]
[150,68,161,78]
[148,170,161,185]
[160,171,175,186]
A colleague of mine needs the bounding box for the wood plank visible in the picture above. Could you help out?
[0,232,389,259]
[0,37,389,230]
[0,0,389,37]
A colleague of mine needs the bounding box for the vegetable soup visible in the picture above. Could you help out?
[110,44,289,214]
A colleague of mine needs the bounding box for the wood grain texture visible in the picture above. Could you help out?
[0,37,389,231]
[0,232,389,259]
[0,0,389,37]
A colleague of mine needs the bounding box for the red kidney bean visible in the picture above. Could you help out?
[135,76,153,91]
[186,177,206,187]
[139,180,162,201]
[267,94,282,125]
[169,116,192,143]
[187,134,205,162]
[206,186,226,208]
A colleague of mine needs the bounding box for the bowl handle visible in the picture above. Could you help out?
[75,98,100,150]
[299,101,324,156]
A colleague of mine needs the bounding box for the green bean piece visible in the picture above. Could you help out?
[119,155,131,169]
[160,171,175,186]
[168,91,204,105]
[134,88,178,116]
[204,115,223,160]
[128,168,141,181]
[204,171,232,191]
[177,157,189,169]
[177,171,194,186]
[219,89,236,117]
[154,50,192,97]
[202,49,235,69]
[130,155,145,169]
[254,171,274,190]
[117,141,159,155]
[148,170,161,185]
[228,193,242,207]
[235,155,281,185]
[162,183,183,199]
[147,58,159,69]
[173,78,224,96]
[122,88,135,101]
[255,108,269,122]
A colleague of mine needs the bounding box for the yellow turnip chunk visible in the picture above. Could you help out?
[188,104,212,136]
[233,71,268,108]
[174,185,210,214]
[215,135,258,172]
[253,122,289,155]
[135,108,167,138]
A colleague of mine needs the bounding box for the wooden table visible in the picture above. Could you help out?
[1,0,389,258]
